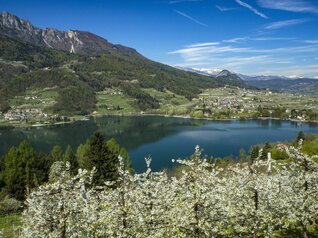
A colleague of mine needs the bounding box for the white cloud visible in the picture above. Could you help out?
[174,10,208,27]
[252,37,296,41]
[265,19,310,29]
[216,5,236,12]
[258,0,318,14]
[168,40,318,77]
[258,65,318,77]
[223,37,249,43]
[169,45,251,55]
[170,43,318,56]
[186,42,220,47]
[235,0,269,19]
[222,36,296,43]
[305,40,318,44]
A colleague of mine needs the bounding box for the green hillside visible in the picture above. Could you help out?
[0,34,247,117]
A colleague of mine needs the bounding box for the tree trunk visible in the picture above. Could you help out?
[303,224,308,238]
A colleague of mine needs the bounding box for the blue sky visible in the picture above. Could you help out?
[1,0,318,77]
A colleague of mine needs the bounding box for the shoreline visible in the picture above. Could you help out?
[0,112,317,130]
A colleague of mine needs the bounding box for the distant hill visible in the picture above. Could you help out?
[214,70,246,85]
[177,68,247,88]
[0,12,249,115]
[245,78,318,96]
[182,67,318,96]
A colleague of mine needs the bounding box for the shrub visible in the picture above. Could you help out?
[0,197,22,215]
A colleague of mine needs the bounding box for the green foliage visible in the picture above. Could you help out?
[297,131,306,142]
[76,143,91,169]
[191,110,204,118]
[0,34,71,69]
[106,138,132,172]
[75,132,132,186]
[0,213,22,238]
[250,146,260,160]
[63,145,79,175]
[261,142,272,160]
[301,139,318,156]
[120,84,159,110]
[0,141,53,200]
[50,145,63,162]
[53,84,96,115]
[0,197,22,215]
[271,149,289,160]
[87,132,116,185]
[0,132,132,201]
[0,34,247,115]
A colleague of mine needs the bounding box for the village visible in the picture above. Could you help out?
[192,87,318,121]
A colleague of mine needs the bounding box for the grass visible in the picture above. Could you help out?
[96,89,137,113]
[0,214,22,238]
[143,88,189,106]
[9,87,58,112]
[142,88,193,115]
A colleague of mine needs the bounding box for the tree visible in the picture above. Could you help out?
[239,148,247,161]
[63,145,79,175]
[86,132,111,185]
[261,142,272,160]
[0,141,36,200]
[21,143,318,237]
[297,131,306,143]
[250,146,260,161]
[22,162,100,237]
[50,145,63,162]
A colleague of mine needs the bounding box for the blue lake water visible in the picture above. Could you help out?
[1,116,318,172]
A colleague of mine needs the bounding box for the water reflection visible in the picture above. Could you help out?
[0,116,318,172]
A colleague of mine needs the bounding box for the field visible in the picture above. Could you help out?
[96,88,137,114]
[9,87,58,112]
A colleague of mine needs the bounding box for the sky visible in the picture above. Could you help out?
[1,0,318,77]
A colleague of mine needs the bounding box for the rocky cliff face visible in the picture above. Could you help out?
[0,11,141,56]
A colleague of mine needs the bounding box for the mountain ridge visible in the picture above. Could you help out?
[0,11,141,57]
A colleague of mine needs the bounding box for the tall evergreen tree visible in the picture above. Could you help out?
[0,141,34,200]
[0,141,53,200]
[88,132,119,186]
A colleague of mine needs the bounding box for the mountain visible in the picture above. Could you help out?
[0,12,249,116]
[236,73,318,96]
[179,67,247,88]
[245,78,318,95]
[181,67,318,95]
[237,74,289,81]
[0,12,141,57]
[178,67,222,76]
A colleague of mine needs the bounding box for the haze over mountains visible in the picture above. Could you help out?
[180,67,318,96]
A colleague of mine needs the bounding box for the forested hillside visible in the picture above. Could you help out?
[0,34,247,116]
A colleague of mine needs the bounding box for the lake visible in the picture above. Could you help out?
[1,116,318,172]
